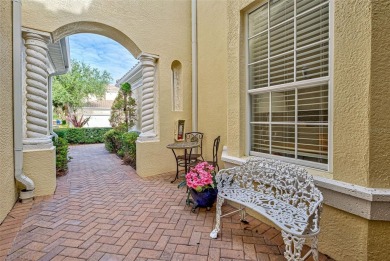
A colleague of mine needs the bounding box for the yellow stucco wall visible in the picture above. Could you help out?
[367,220,390,260]
[333,0,371,186]
[369,0,390,188]
[320,205,368,260]
[197,0,390,260]
[0,0,18,223]
[22,0,193,177]
[221,0,389,188]
[197,0,228,165]
[23,148,56,196]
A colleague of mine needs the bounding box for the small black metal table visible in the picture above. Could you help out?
[166,141,199,183]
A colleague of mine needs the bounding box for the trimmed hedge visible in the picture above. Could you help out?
[53,137,69,176]
[54,127,112,144]
[104,130,139,168]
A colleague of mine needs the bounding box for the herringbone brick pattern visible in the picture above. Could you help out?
[0,144,333,261]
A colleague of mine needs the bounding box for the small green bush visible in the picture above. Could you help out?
[104,130,139,168]
[54,127,111,144]
[122,132,139,167]
[53,137,69,176]
[117,149,125,157]
[103,129,123,152]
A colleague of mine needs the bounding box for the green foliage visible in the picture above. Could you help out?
[103,129,123,152]
[104,130,139,168]
[109,83,136,130]
[53,137,69,175]
[52,59,112,118]
[117,149,125,157]
[54,128,111,144]
[120,82,131,94]
[121,132,139,167]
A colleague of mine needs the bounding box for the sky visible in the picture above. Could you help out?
[69,33,138,84]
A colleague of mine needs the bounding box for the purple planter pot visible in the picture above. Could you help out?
[189,188,218,211]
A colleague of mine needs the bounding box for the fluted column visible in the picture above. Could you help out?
[138,53,159,141]
[23,32,52,148]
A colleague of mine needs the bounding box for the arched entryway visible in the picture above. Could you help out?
[21,0,193,179]
[52,21,142,58]
[23,20,160,143]
[20,20,160,199]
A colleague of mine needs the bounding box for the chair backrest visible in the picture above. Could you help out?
[212,136,221,165]
[185,132,203,151]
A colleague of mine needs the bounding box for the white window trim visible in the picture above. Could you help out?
[245,0,333,171]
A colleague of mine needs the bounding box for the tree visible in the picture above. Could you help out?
[109,83,136,131]
[52,59,112,126]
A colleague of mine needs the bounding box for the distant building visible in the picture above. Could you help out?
[81,85,119,128]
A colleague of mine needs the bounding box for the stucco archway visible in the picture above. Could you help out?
[21,0,192,178]
[52,21,142,58]
[51,21,159,140]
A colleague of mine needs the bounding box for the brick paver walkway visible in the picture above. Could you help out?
[0,144,333,261]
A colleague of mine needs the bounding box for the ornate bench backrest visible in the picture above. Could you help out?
[219,157,323,218]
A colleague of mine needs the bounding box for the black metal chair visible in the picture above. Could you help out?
[177,132,204,163]
[207,136,220,171]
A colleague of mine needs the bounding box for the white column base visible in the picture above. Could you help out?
[138,132,158,142]
[23,137,53,150]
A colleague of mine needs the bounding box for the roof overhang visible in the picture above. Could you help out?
[48,37,70,76]
[21,27,71,76]
[115,62,142,89]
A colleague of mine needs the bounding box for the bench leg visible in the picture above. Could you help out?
[282,231,305,261]
[311,235,319,261]
[210,195,224,239]
[239,206,248,224]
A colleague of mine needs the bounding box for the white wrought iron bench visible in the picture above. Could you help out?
[210,157,323,261]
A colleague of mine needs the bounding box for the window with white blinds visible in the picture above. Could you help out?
[248,0,330,169]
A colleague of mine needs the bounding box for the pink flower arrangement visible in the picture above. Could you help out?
[186,162,216,192]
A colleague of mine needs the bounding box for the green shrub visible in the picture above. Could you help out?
[122,131,139,168]
[53,137,69,176]
[117,149,125,157]
[54,127,111,144]
[103,129,123,152]
[103,130,139,169]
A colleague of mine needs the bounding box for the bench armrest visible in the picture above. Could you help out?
[304,196,323,235]
[215,166,242,190]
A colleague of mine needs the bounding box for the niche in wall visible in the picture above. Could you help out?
[171,60,183,111]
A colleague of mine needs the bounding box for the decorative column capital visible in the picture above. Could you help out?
[137,53,159,67]
[23,32,50,50]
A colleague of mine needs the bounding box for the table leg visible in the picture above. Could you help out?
[184,148,188,174]
[170,149,179,183]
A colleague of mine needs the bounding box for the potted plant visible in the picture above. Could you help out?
[181,161,218,211]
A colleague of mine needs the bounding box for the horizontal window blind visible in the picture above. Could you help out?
[248,0,330,169]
